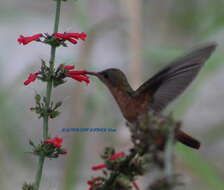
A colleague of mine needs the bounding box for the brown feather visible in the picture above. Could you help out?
[135,43,217,112]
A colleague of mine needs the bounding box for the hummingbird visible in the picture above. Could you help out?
[87,43,217,149]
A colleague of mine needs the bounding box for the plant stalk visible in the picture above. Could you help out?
[34,1,61,189]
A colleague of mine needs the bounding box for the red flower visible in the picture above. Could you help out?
[67,74,90,84]
[91,164,106,171]
[24,72,40,86]
[87,177,100,185]
[91,152,125,171]
[54,32,87,44]
[18,33,43,45]
[87,177,104,190]
[60,64,90,84]
[109,152,125,160]
[65,32,87,40]
[65,68,90,84]
[44,136,63,148]
[61,151,68,155]
[62,65,75,70]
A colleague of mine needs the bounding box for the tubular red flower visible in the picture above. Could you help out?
[87,177,103,185]
[44,136,63,148]
[91,152,125,171]
[91,164,106,171]
[66,70,90,84]
[61,151,68,155]
[24,72,40,86]
[109,152,125,160]
[66,37,78,44]
[18,33,43,45]
[54,32,87,44]
[87,177,103,190]
[65,32,87,40]
[66,70,89,75]
[63,65,75,70]
[67,74,90,84]
[54,32,66,39]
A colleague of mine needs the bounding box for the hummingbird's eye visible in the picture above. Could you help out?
[103,73,109,79]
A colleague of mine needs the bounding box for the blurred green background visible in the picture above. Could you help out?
[0,0,224,189]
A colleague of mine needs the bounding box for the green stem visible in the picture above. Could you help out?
[43,0,61,139]
[34,1,62,190]
[34,156,45,190]
[53,0,61,34]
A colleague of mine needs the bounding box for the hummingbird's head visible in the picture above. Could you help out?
[87,68,131,90]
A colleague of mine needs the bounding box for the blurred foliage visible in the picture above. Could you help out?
[0,88,31,164]
[177,144,224,190]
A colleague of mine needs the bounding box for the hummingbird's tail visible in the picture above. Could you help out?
[177,131,200,149]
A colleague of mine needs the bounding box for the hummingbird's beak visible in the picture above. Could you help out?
[85,71,99,76]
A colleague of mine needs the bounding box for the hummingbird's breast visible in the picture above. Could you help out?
[111,89,152,123]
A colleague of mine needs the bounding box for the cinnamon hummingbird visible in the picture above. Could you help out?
[87,43,217,149]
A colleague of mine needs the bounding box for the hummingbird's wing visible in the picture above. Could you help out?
[135,43,217,112]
